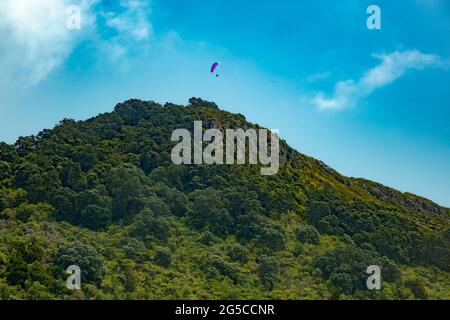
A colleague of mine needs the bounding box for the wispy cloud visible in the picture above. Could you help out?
[0,0,94,90]
[305,71,331,83]
[0,0,153,94]
[95,0,153,65]
[103,0,152,41]
[311,50,447,111]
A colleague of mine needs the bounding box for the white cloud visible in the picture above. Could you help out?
[0,0,102,95]
[95,0,153,66]
[104,0,152,41]
[311,50,446,111]
[0,0,85,90]
[0,0,153,95]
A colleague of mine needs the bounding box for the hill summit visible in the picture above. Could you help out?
[0,98,448,299]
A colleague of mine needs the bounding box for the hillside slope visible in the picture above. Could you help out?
[0,98,448,299]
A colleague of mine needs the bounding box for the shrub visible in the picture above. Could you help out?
[201,255,246,284]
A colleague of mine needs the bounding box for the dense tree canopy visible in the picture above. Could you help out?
[0,98,448,299]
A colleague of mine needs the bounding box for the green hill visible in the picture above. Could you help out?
[0,98,448,299]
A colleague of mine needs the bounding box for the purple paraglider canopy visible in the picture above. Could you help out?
[211,62,219,73]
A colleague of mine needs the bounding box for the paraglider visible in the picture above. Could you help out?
[211,62,220,77]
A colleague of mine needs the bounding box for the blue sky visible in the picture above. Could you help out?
[0,0,449,206]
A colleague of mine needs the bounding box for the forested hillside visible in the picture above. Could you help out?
[0,98,449,299]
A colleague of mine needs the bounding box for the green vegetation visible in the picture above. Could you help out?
[0,98,448,299]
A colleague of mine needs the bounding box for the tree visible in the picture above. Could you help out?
[80,205,113,230]
[154,184,189,216]
[258,226,286,251]
[59,160,86,191]
[14,136,36,156]
[145,196,170,216]
[5,253,28,286]
[189,97,219,109]
[228,244,249,264]
[55,241,105,285]
[258,255,280,291]
[296,225,320,245]
[405,279,428,299]
[71,145,97,171]
[189,187,231,234]
[0,192,9,212]
[104,164,148,218]
[15,203,55,222]
[155,248,172,267]
[130,209,171,242]
[313,244,400,295]
[0,142,18,162]
[0,161,11,181]
[201,255,245,284]
[5,239,46,287]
